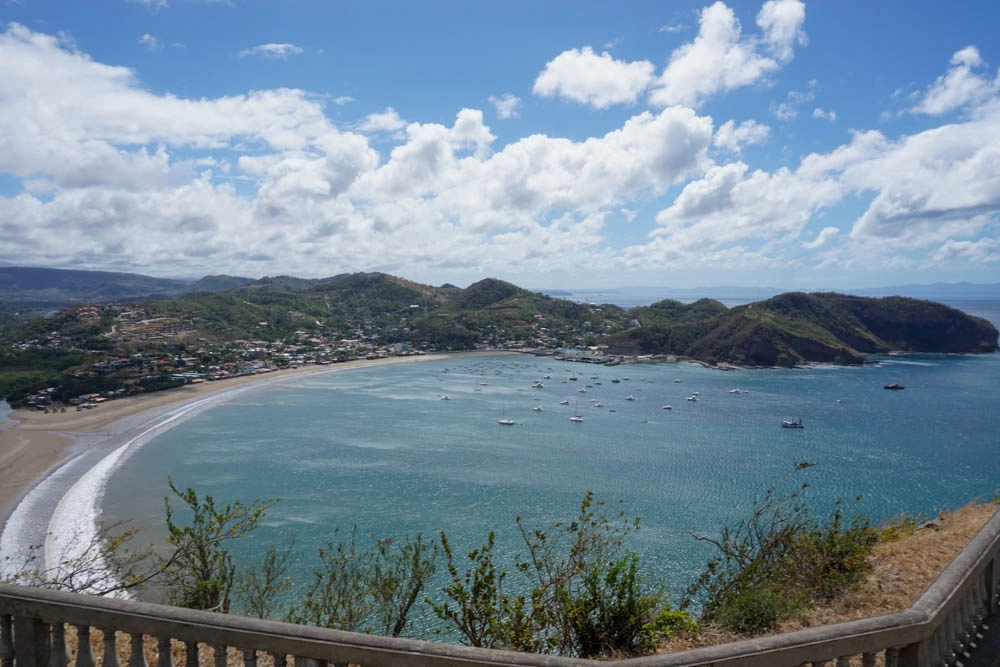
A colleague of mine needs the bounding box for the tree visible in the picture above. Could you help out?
[162,479,277,613]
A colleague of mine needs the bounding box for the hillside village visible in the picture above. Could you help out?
[2,271,996,411]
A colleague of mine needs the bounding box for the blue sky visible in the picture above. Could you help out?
[1,0,998,290]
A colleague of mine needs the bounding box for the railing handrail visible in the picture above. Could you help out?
[1,508,998,665]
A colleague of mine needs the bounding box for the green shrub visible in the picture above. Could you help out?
[686,465,878,635]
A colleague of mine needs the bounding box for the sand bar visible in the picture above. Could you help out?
[0,351,513,526]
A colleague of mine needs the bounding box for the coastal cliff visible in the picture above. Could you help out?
[607,292,999,367]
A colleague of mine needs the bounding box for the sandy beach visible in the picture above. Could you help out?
[0,352,504,523]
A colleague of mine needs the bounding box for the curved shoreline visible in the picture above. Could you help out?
[0,352,515,573]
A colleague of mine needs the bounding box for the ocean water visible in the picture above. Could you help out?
[98,350,1000,613]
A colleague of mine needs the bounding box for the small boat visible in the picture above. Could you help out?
[729,389,741,394]
[622,377,630,381]
[569,415,583,422]
[593,401,603,408]
[441,395,451,400]
[611,378,621,383]
[674,379,681,383]
[578,388,587,393]
[497,418,516,425]
[559,399,569,405]
[782,418,804,429]
[533,404,544,412]
[884,383,904,390]
[569,377,577,381]
[544,375,552,379]
[625,394,636,401]
[662,405,672,410]
[686,395,698,402]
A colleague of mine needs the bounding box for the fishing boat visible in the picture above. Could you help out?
[625,394,636,401]
[559,399,569,405]
[569,415,583,422]
[781,418,804,429]
[533,404,544,412]
[884,383,904,390]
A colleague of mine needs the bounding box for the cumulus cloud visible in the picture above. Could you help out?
[649,1,805,108]
[332,96,355,106]
[533,46,655,109]
[803,226,839,248]
[356,107,408,133]
[931,238,999,264]
[0,23,719,280]
[138,33,162,51]
[238,43,304,59]
[713,119,770,153]
[488,93,521,119]
[127,0,167,10]
[912,46,998,115]
[756,0,807,62]
[812,107,836,122]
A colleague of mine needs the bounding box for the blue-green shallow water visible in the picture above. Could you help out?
[102,352,1000,611]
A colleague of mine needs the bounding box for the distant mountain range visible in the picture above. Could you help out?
[544,282,1000,304]
[1,266,996,316]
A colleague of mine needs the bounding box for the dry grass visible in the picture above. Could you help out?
[658,501,997,653]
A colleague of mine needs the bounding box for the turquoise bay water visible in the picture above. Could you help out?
[101,351,1000,610]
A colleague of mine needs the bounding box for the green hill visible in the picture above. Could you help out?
[607,292,998,366]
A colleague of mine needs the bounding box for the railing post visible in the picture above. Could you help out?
[242,647,259,667]
[989,555,999,613]
[76,625,97,667]
[0,615,14,667]
[129,632,148,667]
[49,622,70,666]
[185,640,199,666]
[156,635,172,667]
[14,616,51,665]
[102,628,123,667]
[896,640,926,667]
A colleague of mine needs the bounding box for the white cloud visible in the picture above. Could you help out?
[931,238,999,264]
[812,107,836,122]
[533,46,655,109]
[356,107,408,133]
[659,24,686,34]
[771,84,815,120]
[756,0,807,63]
[126,0,167,9]
[238,43,304,59]
[488,93,521,119]
[138,33,162,51]
[802,226,839,248]
[912,46,998,115]
[651,161,842,250]
[332,96,355,106]
[713,119,770,153]
[649,1,804,108]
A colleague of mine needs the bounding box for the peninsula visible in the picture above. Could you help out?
[1,269,997,410]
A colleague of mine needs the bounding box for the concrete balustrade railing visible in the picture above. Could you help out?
[1,509,998,667]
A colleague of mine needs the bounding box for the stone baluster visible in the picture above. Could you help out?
[242,647,258,667]
[156,635,173,667]
[75,625,96,667]
[102,629,123,667]
[861,652,876,667]
[211,644,226,665]
[49,622,70,666]
[130,632,148,667]
[185,640,199,666]
[835,657,851,666]
[885,646,900,667]
[15,616,51,665]
[0,615,14,667]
